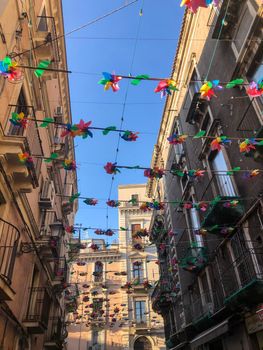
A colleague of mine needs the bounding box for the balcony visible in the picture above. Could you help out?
[200,174,245,233]
[190,290,225,331]
[39,180,55,209]
[33,15,60,62]
[185,93,208,125]
[149,214,166,243]
[152,281,173,313]
[0,218,20,300]
[212,0,246,39]
[37,220,63,257]
[23,287,51,333]
[44,317,68,349]
[222,249,263,308]
[1,104,43,190]
[179,245,208,273]
[46,257,68,284]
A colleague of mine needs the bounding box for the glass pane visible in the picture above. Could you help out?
[212,152,236,196]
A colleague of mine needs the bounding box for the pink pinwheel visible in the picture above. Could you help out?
[247,79,263,97]
[76,119,93,139]
[104,162,120,174]
[211,136,231,151]
[167,133,188,145]
[154,79,178,98]
[98,72,122,92]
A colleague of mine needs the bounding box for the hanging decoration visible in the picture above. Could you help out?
[144,167,165,179]
[200,80,222,100]
[239,138,263,153]
[69,193,81,203]
[83,198,98,206]
[10,112,28,128]
[65,226,76,234]
[0,57,22,81]
[180,0,219,13]
[44,152,59,163]
[247,79,263,97]
[210,136,231,151]
[94,229,115,236]
[98,72,122,92]
[154,79,178,97]
[34,59,51,78]
[104,162,121,174]
[121,131,139,142]
[106,200,121,208]
[61,120,93,139]
[140,201,165,211]
[167,133,188,145]
[62,159,77,171]
[243,169,260,179]
[18,152,33,167]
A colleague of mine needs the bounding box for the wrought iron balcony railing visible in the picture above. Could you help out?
[0,218,20,298]
[44,317,68,348]
[23,287,51,333]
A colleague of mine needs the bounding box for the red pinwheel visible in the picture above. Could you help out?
[106,200,121,208]
[104,162,120,174]
[121,131,139,142]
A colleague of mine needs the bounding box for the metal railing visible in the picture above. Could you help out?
[24,287,51,327]
[219,249,263,299]
[45,317,68,344]
[200,173,237,201]
[0,218,20,285]
[190,290,224,323]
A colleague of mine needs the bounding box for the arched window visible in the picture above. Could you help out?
[134,337,152,350]
[94,261,103,282]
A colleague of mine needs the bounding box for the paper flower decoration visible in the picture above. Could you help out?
[200,80,222,100]
[121,131,139,142]
[154,79,178,97]
[167,133,188,145]
[144,167,165,179]
[188,169,205,179]
[10,112,28,128]
[181,0,219,13]
[106,200,121,208]
[247,79,263,97]
[98,72,122,92]
[0,57,22,81]
[243,169,260,179]
[104,162,120,175]
[65,226,76,234]
[140,202,152,212]
[239,139,257,153]
[95,229,104,235]
[194,202,208,212]
[89,243,99,251]
[18,152,33,167]
[211,136,231,151]
[84,198,98,206]
[149,201,165,210]
[223,200,239,208]
[62,159,77,171]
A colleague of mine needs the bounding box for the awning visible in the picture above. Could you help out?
[190,320,229,349]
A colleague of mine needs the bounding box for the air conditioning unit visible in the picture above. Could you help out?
[39,180,55,209]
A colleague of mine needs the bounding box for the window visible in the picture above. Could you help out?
[131,224,142,243]
[9,89,28,136]
[132,261,144,282]
[188,203,203,247]
[211,151,236,197]
[94,261,103,282]
[135,301,146,323]
[131,194,139,206]
[37,7,48,32]
[92,298,103,312]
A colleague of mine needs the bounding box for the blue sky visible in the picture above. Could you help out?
[62,0,184,239]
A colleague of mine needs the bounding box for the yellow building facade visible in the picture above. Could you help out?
[67,184,165,350]
[0,1,77,349]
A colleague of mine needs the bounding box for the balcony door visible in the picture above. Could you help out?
[211,151,236,197]
[135,300,146,324]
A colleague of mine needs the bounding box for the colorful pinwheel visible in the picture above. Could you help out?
[194,202,208,212]
[61,120,93,139]
[98,72,122,92]
[18,152,33,167]
[239,139,257,153]
[210,136,231,151]
[144,167,165,179]
[65,225,76,234]
[154,79,178,97]
[62,159,77,171]
[84,198,98,206]
[106,200,121,208]
[200,80,222,100]
[223,200,239,208]
[247,79,263,97]
[104,162,120,174]
[140,202,152,212]
[167,133,188,145]
[0,56,22,81]
[187,169,205,179]
[121,131,139,142]
[10,112,28,128]
[180,0,219,13]
[243,169,260,179]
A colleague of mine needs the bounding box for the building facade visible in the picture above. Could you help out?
[0,1,77,349]
[67,184,165,350]
[148,1,263,350]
